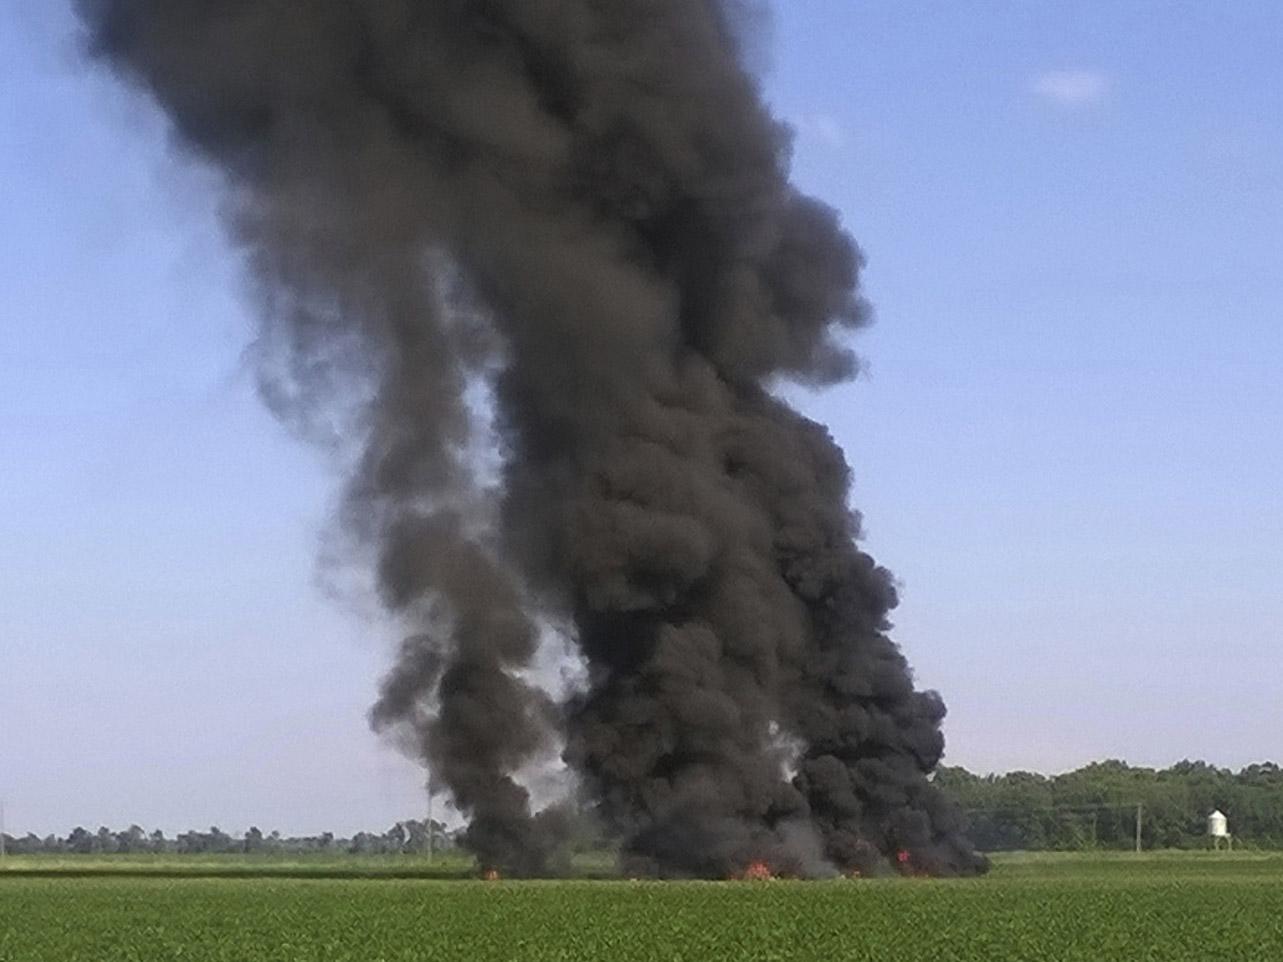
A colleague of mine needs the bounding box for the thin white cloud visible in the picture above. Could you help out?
[793,112,847,148]
[1032,70,1110,108]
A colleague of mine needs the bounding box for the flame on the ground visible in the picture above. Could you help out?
[482,869,501,881]
[894,850,932,878]
[738,860,774,881]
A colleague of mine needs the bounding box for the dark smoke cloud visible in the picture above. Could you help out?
[76,0,985,877]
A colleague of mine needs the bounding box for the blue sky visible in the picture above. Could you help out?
[2,1,1279,836]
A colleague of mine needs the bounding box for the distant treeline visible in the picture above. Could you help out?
[937,760,1283,851]
[0,820,459,857]
[7,759,1282,857]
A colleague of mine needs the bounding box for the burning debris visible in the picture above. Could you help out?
[739,862,775,882]
[76,0,986,879]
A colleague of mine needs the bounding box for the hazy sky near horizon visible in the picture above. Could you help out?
[2,1,1280,837]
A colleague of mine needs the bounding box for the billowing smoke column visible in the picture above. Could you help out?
[78,0,985,877]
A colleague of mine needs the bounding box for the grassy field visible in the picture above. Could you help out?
[3,852,1282,961]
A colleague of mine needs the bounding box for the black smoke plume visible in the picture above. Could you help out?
[77,0,986,877]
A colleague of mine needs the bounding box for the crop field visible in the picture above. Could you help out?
[3,853,1282,961]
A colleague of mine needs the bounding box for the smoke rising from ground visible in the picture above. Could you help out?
[76,0,985,877]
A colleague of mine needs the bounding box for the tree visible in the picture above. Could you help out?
[384,822,408,853]
[949,760,1283,851]
[244,826,265,854]
[115,825,147,853]
[67,827,94,854]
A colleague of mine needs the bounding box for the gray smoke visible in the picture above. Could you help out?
[76,0,985,877]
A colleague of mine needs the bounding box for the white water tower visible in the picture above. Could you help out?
[1207,810,1232,850]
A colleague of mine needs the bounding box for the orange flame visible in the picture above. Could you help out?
[482,869,501,881]
[740,860,773,881]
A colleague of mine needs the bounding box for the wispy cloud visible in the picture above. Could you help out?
[792,112,847,149]
[1031,70,1110,108]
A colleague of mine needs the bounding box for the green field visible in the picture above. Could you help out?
[3,853,1282,961]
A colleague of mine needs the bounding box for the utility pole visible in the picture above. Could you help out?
[1135,803,1143,853]
[426,778,434,864]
